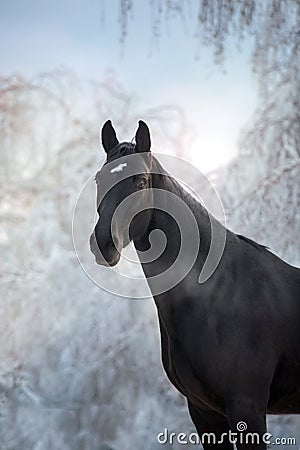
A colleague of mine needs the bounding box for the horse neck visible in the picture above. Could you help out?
[134,158,212,288]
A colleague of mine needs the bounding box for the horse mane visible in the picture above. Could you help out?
[151,155,208,216]
[236,234,269,251]
[151,155,270,255]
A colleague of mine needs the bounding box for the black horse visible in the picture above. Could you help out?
[90,120,300,449]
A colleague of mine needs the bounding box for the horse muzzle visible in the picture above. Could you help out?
[89,232,121,267]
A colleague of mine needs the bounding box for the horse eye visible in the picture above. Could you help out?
[137,178,147,189]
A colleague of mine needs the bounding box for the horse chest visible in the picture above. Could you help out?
[159,316,225,413]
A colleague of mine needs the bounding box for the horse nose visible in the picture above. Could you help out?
[90,232,106,265]
[90,230,120,266]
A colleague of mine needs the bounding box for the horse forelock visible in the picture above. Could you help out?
[106,142,136,162]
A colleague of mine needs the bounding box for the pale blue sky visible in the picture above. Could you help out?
[0,0,258,171]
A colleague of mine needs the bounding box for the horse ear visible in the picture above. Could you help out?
[135,120,151,153]
[101,120,119,153]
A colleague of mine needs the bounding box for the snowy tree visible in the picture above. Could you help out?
[109,0,300,79]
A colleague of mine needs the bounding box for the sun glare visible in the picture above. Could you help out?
[190,131,238,174]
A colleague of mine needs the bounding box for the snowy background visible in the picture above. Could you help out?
[0,1,300,449]
[0,69,299,450]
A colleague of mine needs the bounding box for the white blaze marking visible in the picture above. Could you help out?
[110,162,127,173]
